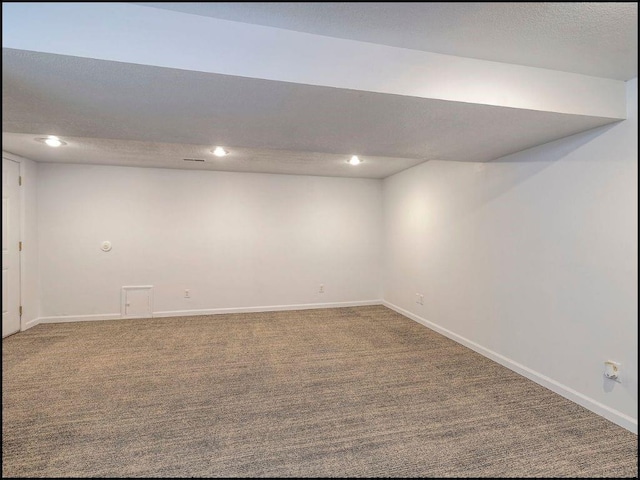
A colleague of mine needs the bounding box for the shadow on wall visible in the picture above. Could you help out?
[490,121,620,163]
[424,120,622,228]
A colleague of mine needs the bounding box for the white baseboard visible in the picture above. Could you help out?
[153,300,383,317]
[383,301,637,434]
[21,317,40,331]
[38,313,123,323]
[35,300,383,323]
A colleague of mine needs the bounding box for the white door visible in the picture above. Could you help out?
[3,158,21,337]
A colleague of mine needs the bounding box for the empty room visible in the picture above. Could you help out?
[2,2,638,477]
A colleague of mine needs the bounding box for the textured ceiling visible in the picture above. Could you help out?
[136,2,638,80]
[2,50,618,177]
[2,3,635,178]
[0,134,423,179]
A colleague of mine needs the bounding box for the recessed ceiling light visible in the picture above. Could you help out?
[348,155,362,165]
[35,135,66,147]
[212,146,228,157]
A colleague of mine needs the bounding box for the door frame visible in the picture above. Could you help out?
[2,152,31,332]
[2,154,22,336]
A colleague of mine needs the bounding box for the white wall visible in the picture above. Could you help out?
[383,78,638,432]
[37,165,382,318]
[2,151,40,330]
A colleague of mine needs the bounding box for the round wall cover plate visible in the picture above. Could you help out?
[101,241,112,252]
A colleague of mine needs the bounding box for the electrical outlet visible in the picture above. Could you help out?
[184,289,190,298]
[416,293,424,305]
[319,284,324,293]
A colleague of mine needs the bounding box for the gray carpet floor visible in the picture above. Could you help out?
[2,305,637,477]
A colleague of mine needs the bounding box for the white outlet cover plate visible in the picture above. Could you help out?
[604,361,621,380]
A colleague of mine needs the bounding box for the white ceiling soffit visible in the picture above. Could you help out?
[1,3,626,119]
[134,2,638,81]
[1,3,631,178]
[2,49,618,177]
